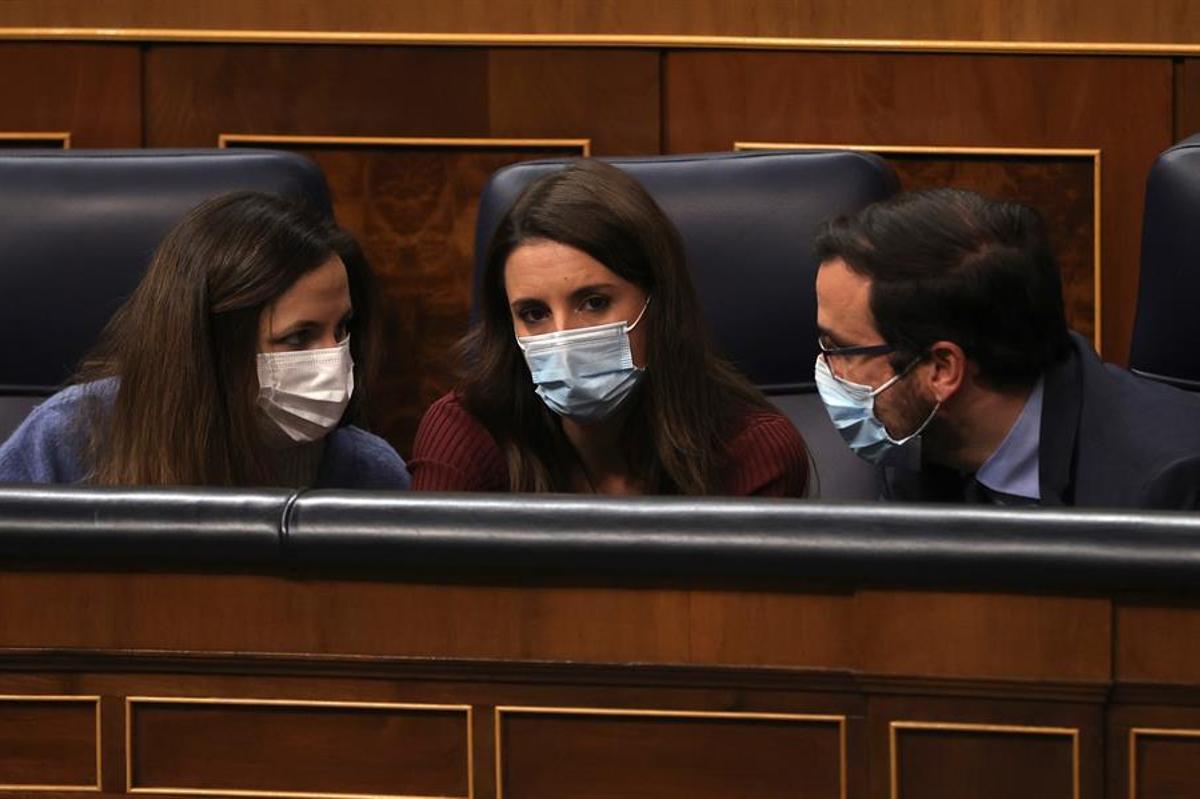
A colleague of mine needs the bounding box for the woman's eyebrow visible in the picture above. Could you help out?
[567,283,618,301]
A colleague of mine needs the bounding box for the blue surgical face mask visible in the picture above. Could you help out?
[814,354,939,467]
[517,298,650,424]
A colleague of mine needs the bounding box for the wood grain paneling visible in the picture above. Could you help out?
[667,51,1172,363]
[1117,602,1200,684]
[0,44,140,147]
[0,132,70,148]
[891,723,1077,799]
[144,45,492,145]
[1175,59,1200,142]
[486,49,660,155]
[0,572,859,668]
[0,697,99,789]
[496,707,843,799]
[128,698,470,797]
[855,590,1111,682]
[4,1,1200,47]
[1128,729,1200,799]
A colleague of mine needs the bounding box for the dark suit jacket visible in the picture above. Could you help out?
[881,333,1200,510]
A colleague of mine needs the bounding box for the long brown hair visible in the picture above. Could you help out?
[460,159,770,494]
[78,191,377,486]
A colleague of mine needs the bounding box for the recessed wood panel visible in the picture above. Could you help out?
[497,707,843,799]
[0,44,140,147]
[891,722,1077,799]
[226,140,585,453]
[0,697,99,789]
[128,698,470,797]
[666,51,1172,363]
[1128,729,1200,799]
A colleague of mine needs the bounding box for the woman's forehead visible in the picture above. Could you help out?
[503,240,631,299]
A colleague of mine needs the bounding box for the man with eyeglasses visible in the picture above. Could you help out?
[811,188,1200,509]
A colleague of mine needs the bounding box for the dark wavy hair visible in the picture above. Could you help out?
[78,191,378,486]
[458,159,769,494]
[814,188,1071,390]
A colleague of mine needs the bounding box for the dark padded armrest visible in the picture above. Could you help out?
[3,486,1200,593]
[0,484,289,566]
[288,491,1200,592]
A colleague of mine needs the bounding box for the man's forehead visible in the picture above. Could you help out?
[816,257,879,341]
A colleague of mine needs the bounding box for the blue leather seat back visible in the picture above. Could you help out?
[1131,134,1200,390]
[0,149,331,396]
[474,151,899,394]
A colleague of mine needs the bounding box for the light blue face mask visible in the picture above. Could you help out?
[814,354,940,467]
[517,299,650,424]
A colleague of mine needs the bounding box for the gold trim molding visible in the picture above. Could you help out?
[736,140,1104,349]
[494,705,847,799]
[125,696,474,799]
[0,694,101,793]
[219,133,591,157]
[4,27,1200,56]
[0,132,71,148]
[1127,727,1200,799]
[889,720,1080,799]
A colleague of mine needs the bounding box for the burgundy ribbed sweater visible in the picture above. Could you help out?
[409,392,808,497]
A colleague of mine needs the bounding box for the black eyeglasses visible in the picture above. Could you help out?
[817,337,894,360]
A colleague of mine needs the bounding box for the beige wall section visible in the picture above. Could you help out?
[1,0,1199,47]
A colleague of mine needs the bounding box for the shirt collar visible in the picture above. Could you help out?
[975,378,1043,500]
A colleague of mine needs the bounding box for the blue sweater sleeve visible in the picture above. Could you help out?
[0,385,96,484]
[317,426,411,490]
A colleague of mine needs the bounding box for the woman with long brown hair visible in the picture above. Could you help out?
[0,191,409,489]
[409,160,807,495]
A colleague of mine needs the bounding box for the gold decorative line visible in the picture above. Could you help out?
[494,705,847,799]
[0,694,101,792]
[219,133,591,157]
[737,140,1105,349]
[1128,727,1200,799]
[0,131,71,148]
[4,27,1200,55]
[889,720,1080,799]
[125,696,473,799]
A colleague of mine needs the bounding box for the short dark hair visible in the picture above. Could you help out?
[813,188,1071,389]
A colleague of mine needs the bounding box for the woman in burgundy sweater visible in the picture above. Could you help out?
[410,160,809,496]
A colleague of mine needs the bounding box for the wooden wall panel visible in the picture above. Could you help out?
[666,51,1172,363]
[1175,59,1200,142]
[129,698,470,796]
[5,1,1200,46]
[496,708,843,799]
[0,697,98,789]
[892,725,1076,799]
[0,43,140,147]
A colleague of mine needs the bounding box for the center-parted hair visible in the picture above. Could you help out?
[814,188,1071,390]
[79,191,377,486]
[460,159,769,494]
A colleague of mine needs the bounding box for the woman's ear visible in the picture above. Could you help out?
[925,340,967,403]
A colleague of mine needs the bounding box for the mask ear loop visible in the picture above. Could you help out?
[626,296,652,333]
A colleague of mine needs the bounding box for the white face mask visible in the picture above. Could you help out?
[256,336,354,444]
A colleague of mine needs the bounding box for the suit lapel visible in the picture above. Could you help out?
[1038,336,1086,506]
